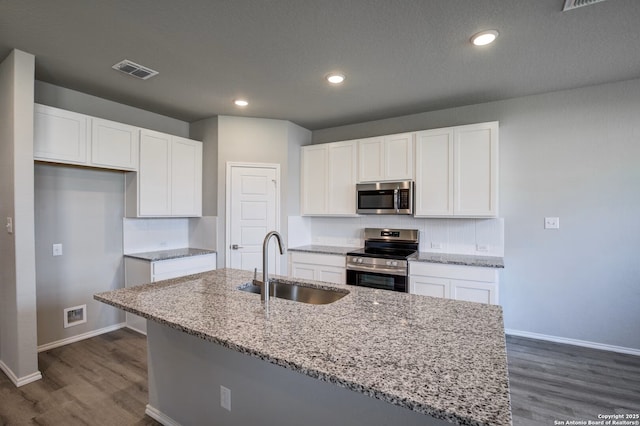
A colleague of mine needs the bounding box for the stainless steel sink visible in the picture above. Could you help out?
[238,280,348,305]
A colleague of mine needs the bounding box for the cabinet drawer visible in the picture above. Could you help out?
[409,262,497,282]
[153,254,216,278]
[289,252,345,268]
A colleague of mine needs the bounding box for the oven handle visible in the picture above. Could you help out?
[346,264,407,276]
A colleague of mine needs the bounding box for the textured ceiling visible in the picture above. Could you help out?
[1,0,639,130]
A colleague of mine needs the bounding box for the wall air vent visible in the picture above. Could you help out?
[112,59,159,80]
[563,0,607,11]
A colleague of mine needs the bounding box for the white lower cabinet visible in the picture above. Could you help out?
[288,252,346,285]
[409,262,499,305]
[124,253,216,334]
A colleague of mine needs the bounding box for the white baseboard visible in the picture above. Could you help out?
[0,359,42,387]
[37,322,127,353]
[505,328,640,356]
[145,404,182,426]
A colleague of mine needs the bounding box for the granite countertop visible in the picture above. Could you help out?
[289,245,504,268]
[95,269,511,426]
[413,252,505,268]
[124,247,216,262]
[287,244,357,256]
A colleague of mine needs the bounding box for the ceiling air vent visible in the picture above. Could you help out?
[563,0,607,11]
[112,59,159,80]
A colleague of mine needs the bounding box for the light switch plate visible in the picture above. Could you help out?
[5,217,12,234]
[53,243,63,256]
[544,217,560,229]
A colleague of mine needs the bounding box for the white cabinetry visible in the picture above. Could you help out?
[34,104,139,171]
[124,253,217,334]
[288,252,346,285]
[358,133,414,182]
[301,141,357,216]
[126,130,202,217]
[415,122,498,217]
[409,262,499,305]
[91,117,139,170]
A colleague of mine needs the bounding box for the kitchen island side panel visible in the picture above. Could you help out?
[146,321,449,426]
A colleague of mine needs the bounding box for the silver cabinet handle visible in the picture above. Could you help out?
[231,244,243,250]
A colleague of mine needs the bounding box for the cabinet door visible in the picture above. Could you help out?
[328,141,357,214]
[384,133,414,180]
[171,136,202,216]
[450,280,497,305]
[34,104,88,164]
[454,122,498,217]
[317,266,345,285]
[410,276,450,298]
[91,118,139,170]
[358,137,384,182]
[301,145,328,215]
[415,129,454,216]
[139,130,172,216]
[290,263,316,281]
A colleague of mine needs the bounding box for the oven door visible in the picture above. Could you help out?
[346,269,408,292]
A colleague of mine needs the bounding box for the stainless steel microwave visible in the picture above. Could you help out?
[356,181,413,215]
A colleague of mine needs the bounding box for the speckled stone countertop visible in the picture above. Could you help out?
[289,245,504,268]
[413,252,504,268]
[95,269,511,426]
[288,244,357,256]
[124,247,216,262]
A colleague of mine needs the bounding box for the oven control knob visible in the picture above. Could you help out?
[391,261,398,267]
[385,261,392,266]
[356,258,363,263]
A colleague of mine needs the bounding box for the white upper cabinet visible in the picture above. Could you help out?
[34,104,138,171]
[358,133,414,182]
[91,117,139,171]
[301,144,328,215]
[415,122,498,217]
[301,140,357,216]
[126,130,203,217]
[171,136,203,217]
[34,104,89,165]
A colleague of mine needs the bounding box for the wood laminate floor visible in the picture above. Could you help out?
[0,329,638,425]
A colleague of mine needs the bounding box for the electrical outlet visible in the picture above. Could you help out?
[544,217,560,229]
[52,243,63,256]
[476,244,489,252]
[430,242,443,249]
[5,217,12,234]
[220,385,231,411]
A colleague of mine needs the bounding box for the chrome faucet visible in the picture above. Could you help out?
[260,231,285,305]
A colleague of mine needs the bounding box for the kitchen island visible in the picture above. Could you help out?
[95,268,511,426]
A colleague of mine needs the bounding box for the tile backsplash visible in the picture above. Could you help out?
[294,216,504,256]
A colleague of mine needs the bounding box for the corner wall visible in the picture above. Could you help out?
[313,78,640,351]
[0,49,40,386]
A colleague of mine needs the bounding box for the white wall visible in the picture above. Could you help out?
[313,78,640,351]
[34,165,125,346]
[0,50,40,386]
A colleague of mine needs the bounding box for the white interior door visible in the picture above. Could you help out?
[227,164,279,274]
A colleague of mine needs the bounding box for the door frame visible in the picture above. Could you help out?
[224,162,281,270]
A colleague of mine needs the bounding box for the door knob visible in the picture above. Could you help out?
[231,244,243,250]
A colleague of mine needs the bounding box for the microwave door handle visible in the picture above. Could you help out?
[394,189,399,212]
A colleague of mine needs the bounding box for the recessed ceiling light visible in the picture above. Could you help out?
[471,30,499,46]
[234,99,249,107]
[326,73,346,84]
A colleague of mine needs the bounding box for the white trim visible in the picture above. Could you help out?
[37,322,126,353]
[145,404,182,426]
[505,328,640,356]
[224,162,282,271]
[0,360,42,387]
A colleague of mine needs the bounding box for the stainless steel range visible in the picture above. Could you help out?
[346,228,419,292]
